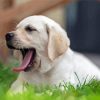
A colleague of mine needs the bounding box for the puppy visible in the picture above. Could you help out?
[5,15,100,92]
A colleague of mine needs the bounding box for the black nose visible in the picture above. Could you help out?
[5,32,14,41]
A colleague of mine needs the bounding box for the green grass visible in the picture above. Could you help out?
[0,62,100,100]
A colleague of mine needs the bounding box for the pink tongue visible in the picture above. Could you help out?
[13,50,33,72]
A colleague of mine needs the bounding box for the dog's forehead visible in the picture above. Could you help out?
[17,16,56,29]
[17,16,44,28]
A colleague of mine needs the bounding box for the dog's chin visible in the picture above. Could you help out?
[7,44,38,72]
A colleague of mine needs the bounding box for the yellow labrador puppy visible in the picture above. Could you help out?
[5,15,100,92]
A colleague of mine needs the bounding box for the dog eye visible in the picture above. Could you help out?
[25,26,37,32]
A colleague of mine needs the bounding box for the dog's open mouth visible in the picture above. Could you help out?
[13,48,36,72]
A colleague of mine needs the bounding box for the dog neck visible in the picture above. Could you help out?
[37,48,73,73]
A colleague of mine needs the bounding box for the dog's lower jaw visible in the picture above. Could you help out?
[25,55,41,72]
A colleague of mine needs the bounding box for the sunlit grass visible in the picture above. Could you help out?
[0,62,100,100]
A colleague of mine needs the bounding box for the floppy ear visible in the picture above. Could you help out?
[47,25,70,61]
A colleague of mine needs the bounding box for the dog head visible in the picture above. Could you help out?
[5,15,70,73]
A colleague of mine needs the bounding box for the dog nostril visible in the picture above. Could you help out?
[5,32,14,41]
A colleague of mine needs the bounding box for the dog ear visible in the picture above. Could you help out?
[46,24,70,61]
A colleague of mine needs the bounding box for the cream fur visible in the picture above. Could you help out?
[9,15,100,92]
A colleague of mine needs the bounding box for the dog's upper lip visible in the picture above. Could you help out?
[7,44,16,49]
[6,42,20,50]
